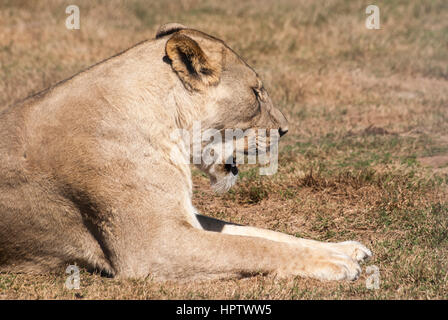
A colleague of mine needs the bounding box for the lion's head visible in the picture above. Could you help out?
[159,23,288,193]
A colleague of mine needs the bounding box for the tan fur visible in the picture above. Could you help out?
[0,24,371,281]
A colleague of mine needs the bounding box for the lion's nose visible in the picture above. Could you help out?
[278,128,288,137]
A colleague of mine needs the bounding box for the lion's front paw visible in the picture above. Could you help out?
[308,252,362,281]
[279,250,362,281]
[328,241,372,262]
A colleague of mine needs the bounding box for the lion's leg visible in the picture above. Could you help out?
[154,220,363,281]
[195,214,372,262]
[57,163,366,281]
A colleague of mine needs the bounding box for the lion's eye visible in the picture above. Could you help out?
[253,87,266,103]
[252,88,262,112]
[252,88,260,99]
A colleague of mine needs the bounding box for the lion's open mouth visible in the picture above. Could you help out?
[224,160,238,176]
[212,159,239,194]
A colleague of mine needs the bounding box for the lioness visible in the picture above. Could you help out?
[0,23,371,281]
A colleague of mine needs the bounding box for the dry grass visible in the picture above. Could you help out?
[1,0,447,299]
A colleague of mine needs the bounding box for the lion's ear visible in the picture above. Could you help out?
[165,33,221,91]
[156,23,186,39]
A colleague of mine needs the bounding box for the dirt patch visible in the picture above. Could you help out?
[419,155,448,168]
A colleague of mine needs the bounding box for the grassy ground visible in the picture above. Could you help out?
[0,0,447,299]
